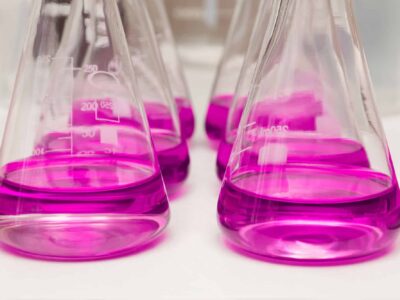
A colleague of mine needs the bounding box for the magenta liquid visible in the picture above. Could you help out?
[142,100,195,140]
[37,128,189,187]
[71,99,190,185]
[206,92,322,144]
[217,140,233,180]
[152,132,190,185]
[0,155,169,260]
[176,97,195,139]
[205,94,233,142]
[144,103,190,185]
[217,137,370,180]
[218,164,399,263]
[251,93,322,129]
[215,93,337,179]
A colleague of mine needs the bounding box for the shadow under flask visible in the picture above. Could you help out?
[205,0,262,143]
[0,0,169,261]
[217,0,400,263]
[145,0,195,139]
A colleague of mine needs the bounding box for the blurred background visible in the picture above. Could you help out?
[166,0,400,115]
[1,0,400,125]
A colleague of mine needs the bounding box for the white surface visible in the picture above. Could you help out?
[0,62,400,300]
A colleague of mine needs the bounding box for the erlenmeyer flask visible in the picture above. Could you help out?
[117,0,190,187]
[0,0,169,260]
[0,1,33,140]
[205,0,262,143]
[145,0,195,139]
[217,0,278,179]
[218,0,399,263]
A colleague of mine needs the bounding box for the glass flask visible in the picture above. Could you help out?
[218,0,400,263]
[217,0,277,179]
[205,0,262,143]
[145,0,195,139]
[354,0,400,115]
[117,0,190,187]
[0,0,170,261]
[0,1,33,139]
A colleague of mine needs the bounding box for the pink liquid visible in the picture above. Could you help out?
[216,93,331,179]
[217,137,370,180]
[36,128,189,187]
[144,103,190,184]
[142,100,195,140]
[218,164,399,263]
[205,94,233,142]
[176,97,195,139]
[0,155,169,260]
[251,97,322,130]
[206,92,322,144]
[217,140,233,180]
[152,132,190,185]
[72,99,190,185]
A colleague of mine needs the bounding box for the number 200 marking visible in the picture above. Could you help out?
[81,102,98,112]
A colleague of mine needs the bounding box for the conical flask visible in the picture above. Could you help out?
[0,0,170,261]
[117,0,190,187]
[217,0,277,179]
[145,0,195,139]
[205,0,262,143]
[0,1,33,142]
[218,0,399,263]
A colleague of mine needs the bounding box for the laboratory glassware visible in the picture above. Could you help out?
[118,0,190,186]
[353,0,400,115]
[218,0,400,263]
[216,0,278,179]
[205,0,262,143]
[146,0,195,139]
[0,0,170,261]
[0,1,33,139]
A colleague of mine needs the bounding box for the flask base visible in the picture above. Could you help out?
[0,212,169,261]
[221,220,397,264]
[218,165,399,264]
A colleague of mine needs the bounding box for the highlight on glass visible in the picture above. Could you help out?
[118,0,190,188]
[216,0,276,180]
[0,0,170,261]
[217,0,400,263]
[145,0,195,139]
[205,0,262,144]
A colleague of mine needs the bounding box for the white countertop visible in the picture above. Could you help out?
[1,63,400,300]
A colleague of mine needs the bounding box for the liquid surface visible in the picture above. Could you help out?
[217,137,370,181]
[0,155,169,260]
[218,164,399,262]
[249,93,322,131]
[41,98,190,186]
[206,92,323,144]
[144,100,195,140]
